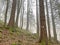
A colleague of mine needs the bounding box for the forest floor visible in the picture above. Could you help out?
[0,27,40,45]
[0,21,60,45]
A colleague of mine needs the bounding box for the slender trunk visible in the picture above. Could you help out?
[4,0,9,26]
[8,0,16,27]
[26,0,29,30]
[50,0,57,42]
[39,0,48,45]
[19,0,24,28]
[45,0,51,41]
[21,0,24,29]
[16,0,21,27]
[36,0,39,35]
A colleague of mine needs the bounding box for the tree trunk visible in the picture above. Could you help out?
[50,0,57,42]
[21,0,24,29]
[4,0,9,26]
[26,0,29,30]
[16,0,21,27]
[45,0,51,41]
[36,0,39,36]
[8,0,16,27]
[39,0,48,45]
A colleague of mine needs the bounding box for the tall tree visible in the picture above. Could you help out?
[26,0,30,30]
[45,0,51,41]
[21,0,24,29]
[4,0,9,26]
[36,0,39,35]
[8,0,16,27]
[16,0,21,27]
[39,0,48,45]
[50,0,57,42]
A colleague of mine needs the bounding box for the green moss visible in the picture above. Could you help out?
[11,42,16,45]
[9,27,16,33]
[40,41,46,45]
[0,20,4,25]
[0,33,2,38]
[0,29,2,32]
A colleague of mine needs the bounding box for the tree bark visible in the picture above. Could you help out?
[16,0,21,27]
[21,0,24,29]
[39,0,48,45]
[4,0,9,26]
[45,0,51,41]
[36,0,39,36]
[8,0,16,27]
[50,0,57,42]
[26,0,30,30]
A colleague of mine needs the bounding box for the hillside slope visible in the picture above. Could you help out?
[0,20,60,45]
[0,27,39,45]
[0,20,39,45]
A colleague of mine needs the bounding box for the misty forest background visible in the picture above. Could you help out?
[0,0,60,45]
